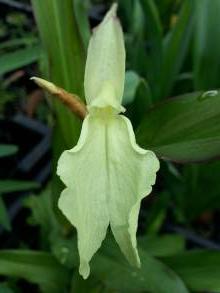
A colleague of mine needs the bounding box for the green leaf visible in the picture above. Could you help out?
[53,237,188,292]
[0,45,41,76]
[73,0,91,48]
[51,237,77,270]
[123,71,141,105]
[91,242,189,293]
[0,144,18,158]
[0,180,39,194]
[0,37,38,50]
[123,71,153,128]
[136,90,220,163]
[32,0,85,149]
[194,0,220,90]
[25,186,57,232]
[159,0,194,99]
[24,186,61,250]
[71,273,102,293]
[139,234,185,257]
[32,0,86,214]
[117,0,134,30]
[127,0,162,99]
[0,250,70,293]
[0,197,11,231]
[144,191,170,234]
[163,250,220,292]
[139,0,162,98]
[132,78,153,125]
[170,162,220,221]
[123,70,152,106]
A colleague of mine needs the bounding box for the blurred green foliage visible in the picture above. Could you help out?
[1,0,220,292]
[0,144,39,231]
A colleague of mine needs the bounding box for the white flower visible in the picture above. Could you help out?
[57,4,159,279]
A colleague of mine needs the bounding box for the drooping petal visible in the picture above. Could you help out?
[57,113,159,278]
[57,115,110,279]
[107,115,159,267]
[84,4,125,112]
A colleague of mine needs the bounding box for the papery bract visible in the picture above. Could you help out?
[57,4,159,279]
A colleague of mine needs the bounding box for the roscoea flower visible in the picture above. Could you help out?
[56,4,159,279]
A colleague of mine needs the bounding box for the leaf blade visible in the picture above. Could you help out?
[136,90,220,162]
[32,0,85,149]
[163,250,220,292]
[159,0,194,99]
[0,180,39,194]
[194,0,220,90]
[0,45,41,76]
[0,197,11,231]
[0,250,70,292]
[92,243,189,293]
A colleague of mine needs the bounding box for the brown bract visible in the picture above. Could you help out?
[31,77,87,120]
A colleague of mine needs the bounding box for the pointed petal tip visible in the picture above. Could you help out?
[105,3,118,20]
[110,2,118,14]
[84,1,125,108]
[95,3,119,31]
[79,260,90,279]
[132,253,141,268]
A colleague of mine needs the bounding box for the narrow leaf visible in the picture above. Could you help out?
[73,0,91,48]
[0,180,39,194]
[194,0,220,90]
[139,0,162,98]
[0,37,38,50]
[31,0,86,216]
[159,0,194,99]
[0,250,70,293]
[32,0,85,148]
[0,197,11,231]
[0,45,41,76]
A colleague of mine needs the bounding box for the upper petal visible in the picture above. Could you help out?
[84,4,125,112]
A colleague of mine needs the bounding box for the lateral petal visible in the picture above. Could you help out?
[108,116,160,267]
[57,115,109,279]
